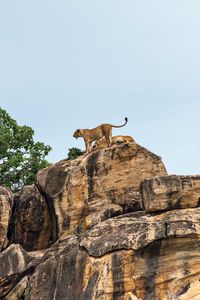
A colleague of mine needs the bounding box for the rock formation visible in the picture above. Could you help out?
[0,186,13,251]
[36,143,167,238]
[8,185,52,251]
[141,175,200,212]
[0,244,40,298]
[1,142,200,299]
[28,209,200,300]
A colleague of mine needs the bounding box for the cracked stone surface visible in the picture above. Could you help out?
[36,143,167,238]
[141,175,200,212]
[1,143,200,299]
[0,244,37,298]
[27,209,200,300]
[8,185,52,251]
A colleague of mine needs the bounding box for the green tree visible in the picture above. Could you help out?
[0,108,52,191]
[67,147,83,160]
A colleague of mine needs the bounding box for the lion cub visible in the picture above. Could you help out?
[73,118,128,153]
[92,135,135,150]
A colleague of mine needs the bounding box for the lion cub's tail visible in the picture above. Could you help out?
[111,117,128,128]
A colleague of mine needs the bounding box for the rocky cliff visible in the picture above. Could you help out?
[1,142,200,300]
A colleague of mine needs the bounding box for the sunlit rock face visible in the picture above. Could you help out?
[37,143,167,238]
[0,186,13,251]
[141,175,200,212]
[1,142,200,299]
[28,208,200,300]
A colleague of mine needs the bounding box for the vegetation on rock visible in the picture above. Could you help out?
[67,147,83,160]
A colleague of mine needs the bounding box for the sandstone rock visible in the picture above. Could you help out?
[0,244,35,298]
[27,236,79,300]
[141,175,200,212]
[0,186,13,251]
[37,143,167,238]
[29,238,137,300]
[3,141,200,299]
[4,276,28,300]
[80,208,200,256]
[27,208,200,300]
[8,185,52,251]
[132,238,200,300]
[39,235,78,262]
[29,238,200,300]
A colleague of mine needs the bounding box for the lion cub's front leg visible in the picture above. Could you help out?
[84,138,92,153]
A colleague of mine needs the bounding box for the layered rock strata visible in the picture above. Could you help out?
[141,175,200,212]
[1,142,200,299]
[27,208,200,300]
[8,185,52,251]
[36,143,167,238]
[0,244,39,298]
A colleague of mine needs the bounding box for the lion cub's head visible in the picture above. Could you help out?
[73,129,82,139]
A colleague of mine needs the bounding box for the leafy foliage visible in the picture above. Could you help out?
[0,108,52,191]
[67,147,83,160]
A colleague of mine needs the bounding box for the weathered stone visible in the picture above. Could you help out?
[28,236,79,300]
[28,238,139,300]
[0,244,34,298]
[4,141,200,299]
[27,208,200,300]
[141,175,200,212]
[39,235,78,262]
[0,186,13,251]
[84,203,123,229]
[28,239,200,300]
[37,143,167,238]
[133,237,200,300]
[8,185,52,251]
[4,276,28,300]
[80,208,200,257]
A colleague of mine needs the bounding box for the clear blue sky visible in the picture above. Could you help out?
[1,1,200,175]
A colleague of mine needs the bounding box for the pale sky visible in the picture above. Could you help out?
[1,1,200,175]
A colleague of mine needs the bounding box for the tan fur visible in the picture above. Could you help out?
[92,135,135,150]
[73,118,128,153]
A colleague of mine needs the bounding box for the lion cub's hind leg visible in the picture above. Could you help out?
[104,127,112,147]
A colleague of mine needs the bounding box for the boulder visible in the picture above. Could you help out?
[37,143,167,238]
[4,276,28,300]
[8,185,52,251]
[80,208,200,256]
[3,142,200,299]
[27,208,200,300]
[0,244,36,298]
[141,175,200,212]
[0,186,13,251]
